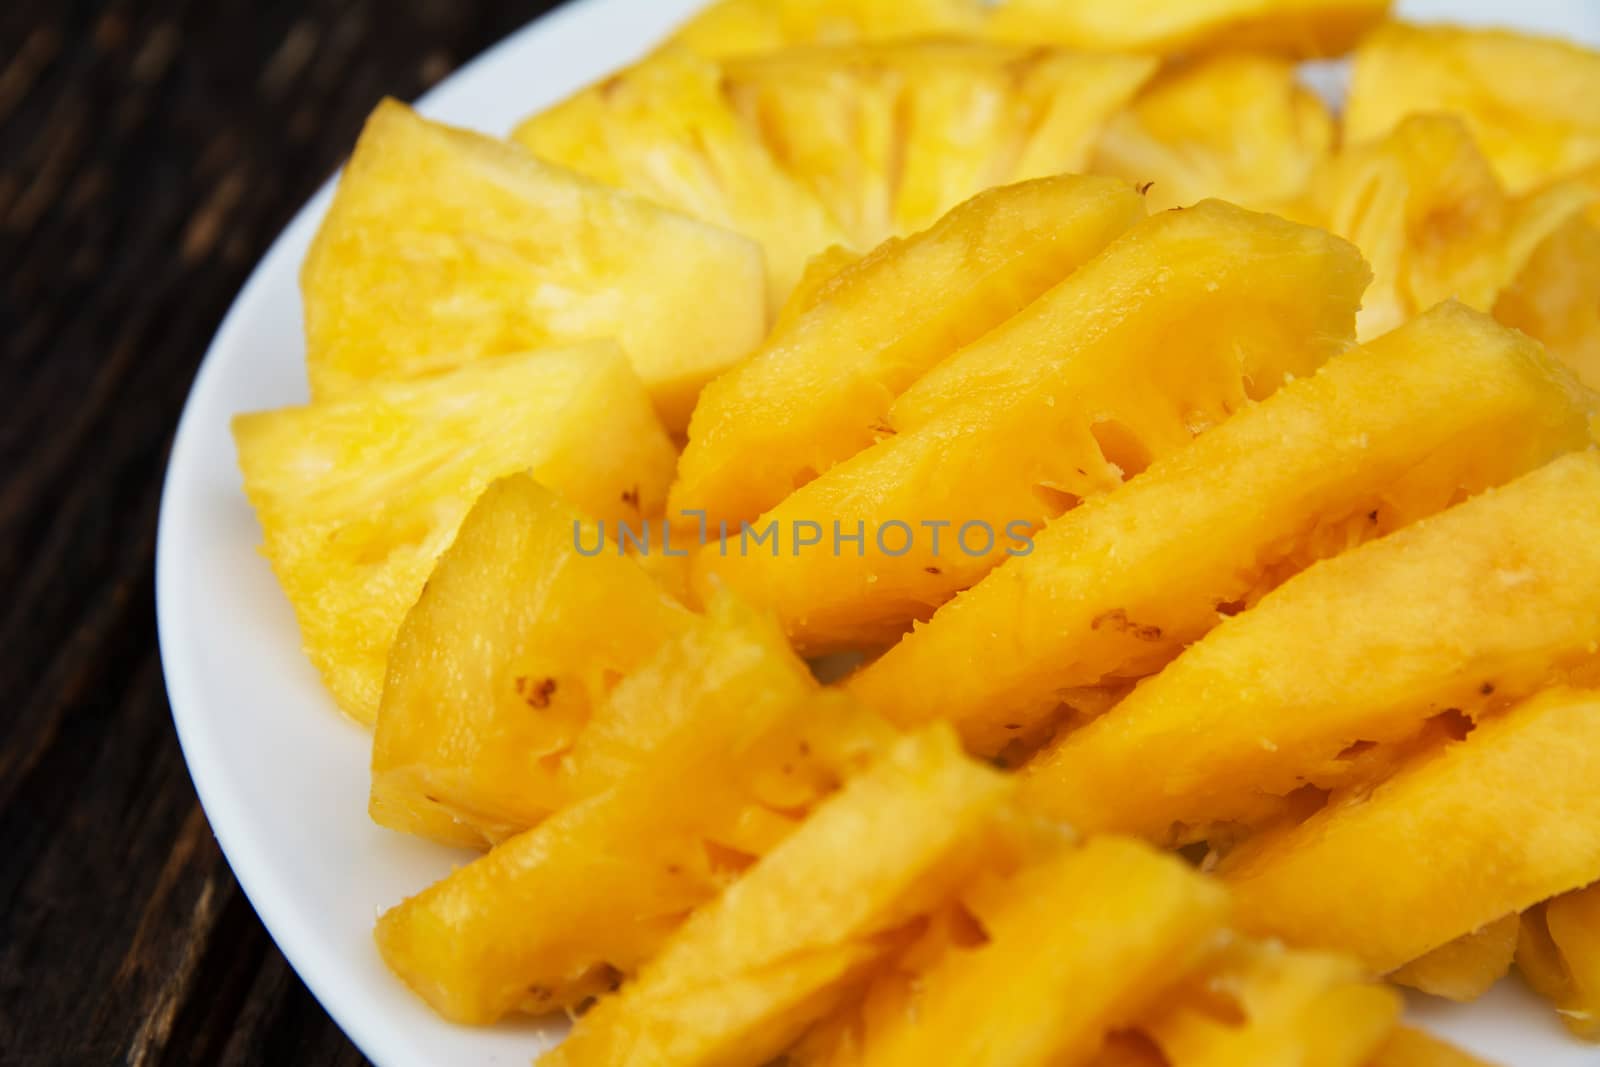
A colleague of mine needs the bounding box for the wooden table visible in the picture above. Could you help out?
[1,2,563,1061]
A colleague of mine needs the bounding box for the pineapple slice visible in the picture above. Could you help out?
[771,244,862,335]
[376,596,891,1024]
[1218,687,1600,976]
[1496,215,1600,391]
[234,344,676,725]
[513,48,849,308]
[803,837,1229,1067]
[672,0,1387,58]
[1143,939,1401,1067]
[1518,884,1600,1039]
[1092,52,1334,213]
[1368,1027,1503,1067]
[1021,452,1600,844]
[725,42,1155,244]
[1388,916,1519,1003]
[370,475,693,850]
[1345,23,1600,197]
[671,175,1146,526]
[696,202,1370,653]
[1287,113,1592,341]
[846,302,1597,758]
[541,727,1011,1067]
[303,98,765,431]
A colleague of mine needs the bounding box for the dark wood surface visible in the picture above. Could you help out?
[0,3,565,1062]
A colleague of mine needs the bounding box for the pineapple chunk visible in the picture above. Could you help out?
[1288,114,1592,341]
[1389,916,1519,1002]
[541,727,1011,1067]
[1496,216,1600,391]
[513,48,849,308]
[1518,884,1600,1040]
[370,475,693,849]
[771,244,862,336]
[672,0,1388,58]
[1092,53,1333,214]
[1368,1027,1502,1067]
[376,596,890,1024]
[1022,453,1600,843]
[847,303,1597,757]
[234,344,676,724]
[805,837,1229,1067]
[696,201,1370,653]
[1345,23,1600,197]
[725,42,1155,243]
[672,175,1146,526]
[1144,939,1401,1067]
[1218,688,1600,975]
[304,98,765,430]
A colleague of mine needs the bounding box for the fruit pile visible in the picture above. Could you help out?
[233,0,1600,1063]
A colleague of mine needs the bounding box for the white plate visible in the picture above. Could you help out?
[156,2,1600,1064]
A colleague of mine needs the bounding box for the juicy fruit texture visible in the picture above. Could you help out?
[1519,883,1600,1039]
[800,837,1230,1067]
[847,302,1597,757]
[1145,939,1401,1067]
[1345,23,1600,197]
[1289,114,1592,340]
[726,43,1155,244]
[513,48,848,308]
[304,98,765,430]
[672,175,1147,525]
[233,345,676,724]
[1496,216,1600,391]
[1388,915,1519,1002]
[1220,688,1600,975]
[375,597,890,1023]
[1368,1027,1501,1067]
[773,244,862,335]
[541,728,1010,1067]
[1092,52,1334,213]
[696,201,1371,653]
[672,0,1389,58]
[370,475,693,849]
[1021,452,1600,844]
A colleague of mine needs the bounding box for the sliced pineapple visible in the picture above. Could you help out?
[376,595,891,1024]
[696,202,1370,653]
[1389,915,1519,1002]
[770,244,862,336]
[1518,884,1600,1039]
[725,41,1155,243]
[513,48,849,308]
[1496,215,1600,391]
[1368,1027,1503,1067]
[1092,52,1334,213]
[233,343,676,725]
[671,174,1146,526]
[303,98,765,430]
[371,474,693,849]
[1022,453,1600,845]
[846,302,1598,758]
[1218,687,1600,976]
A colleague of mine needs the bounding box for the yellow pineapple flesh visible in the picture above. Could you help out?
[1389,916,1520,1003]
[671,175,1147,526]
[1518,884,1600,1039]
[1022,452,1600,844]
[847,302,1597,758]
[233,344,676,724]
[1496,215,1600,391]
[304,98,765,430]
[1368,1027,1503,1067]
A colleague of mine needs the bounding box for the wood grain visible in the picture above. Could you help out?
[0,2,564,1062]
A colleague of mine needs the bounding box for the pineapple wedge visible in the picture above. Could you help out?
[1518,884,1600,1039]
[234,344,676,725]
[513,48,849,308]
[696,202,1370,653]
[1219,687,1600,976]
[376,596,890,1024]
[1368,1027,1503,1067]
[1288,113,1592,341]
[672,175,1146,526]
[847,302,1598,758]
[1496,215,1600,391]
[304,98,765,430]
[725,42,1155,244]
[541,727,1010,1067]
[1021,451,1600,844]
[370,475,693,850]
[1345,23,1600,197]
[1389,916,1519,1002]
[1092,52,1334,213]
